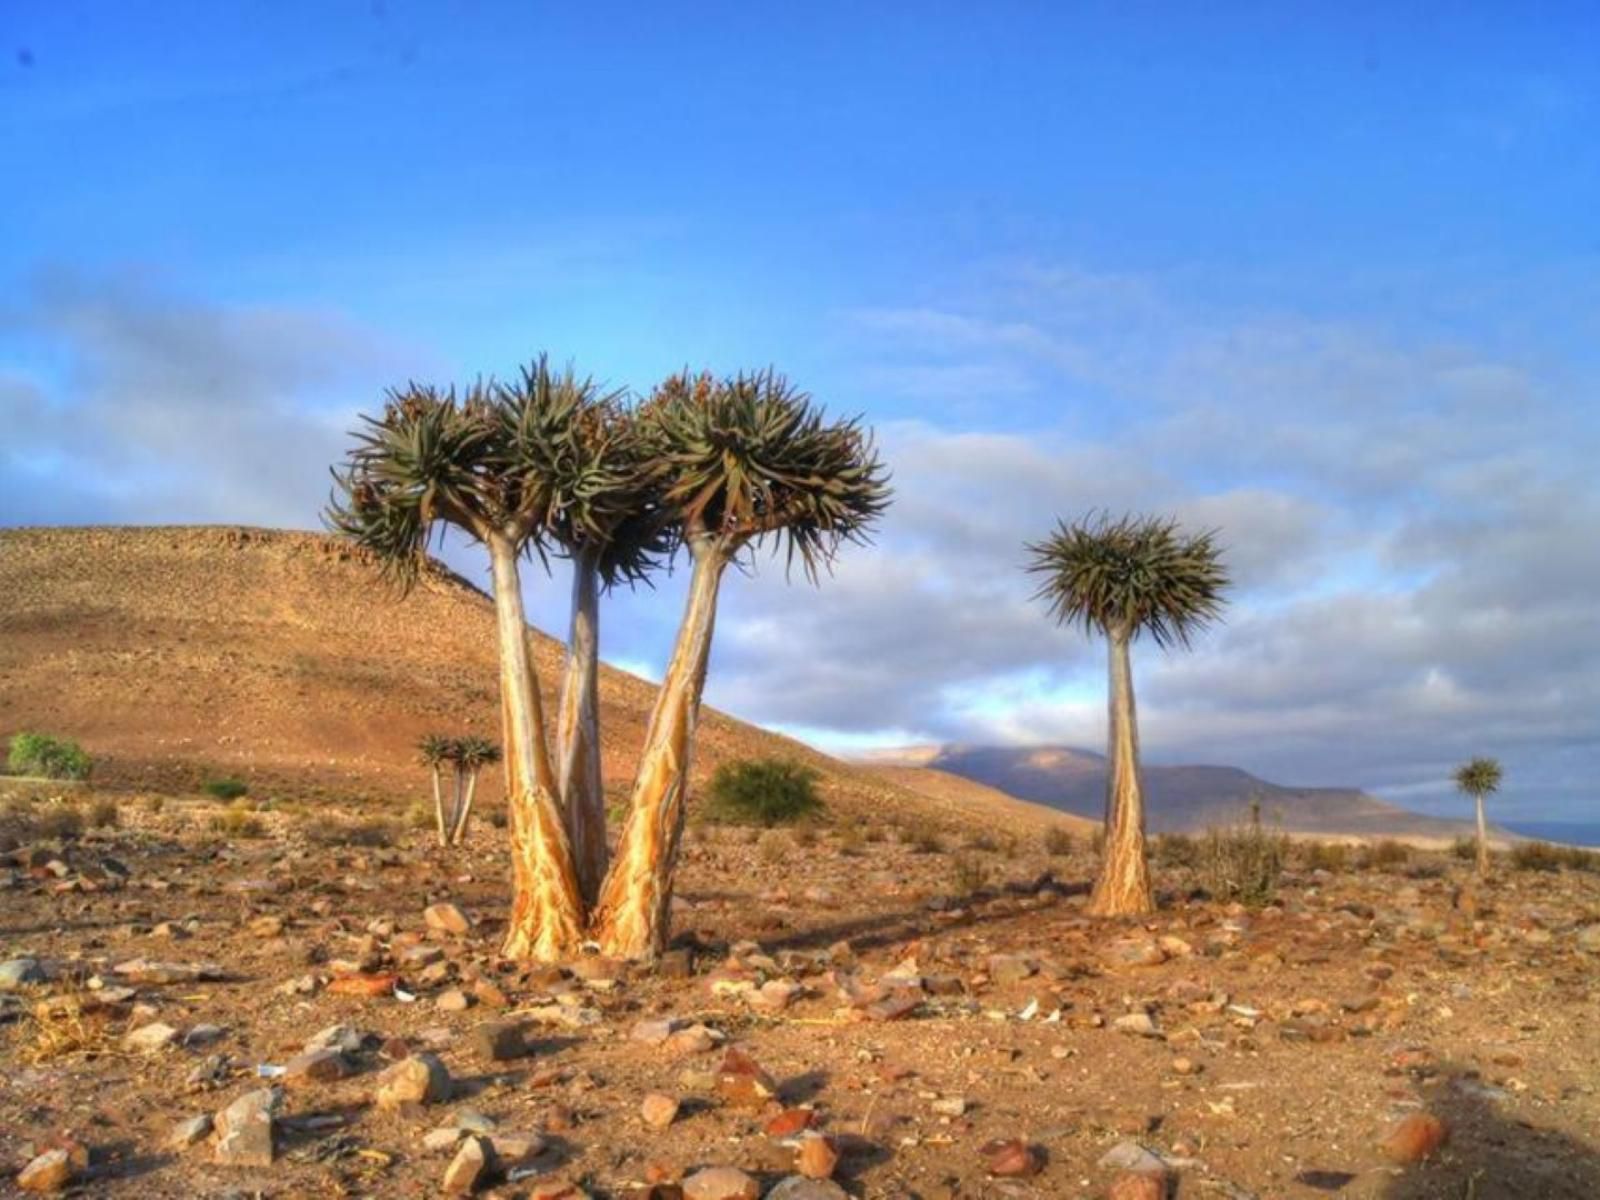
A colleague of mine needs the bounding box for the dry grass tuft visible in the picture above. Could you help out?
[22,994,117,1065]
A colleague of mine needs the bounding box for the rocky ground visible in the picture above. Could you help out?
[3,791,1599,1199]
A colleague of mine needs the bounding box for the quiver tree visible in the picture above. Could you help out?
[448,735,502,846]
[589,369,890,958]
[1026,513,1228,917]
[329,371,600,959]
[501,365,668,903]
[331,361,887,962]
[417,733,454,847]
[1454,756,1503,877]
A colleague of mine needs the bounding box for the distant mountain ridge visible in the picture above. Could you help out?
[863,743,1503,843]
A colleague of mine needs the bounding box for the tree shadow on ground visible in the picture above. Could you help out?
[1379,1067,1600,1200]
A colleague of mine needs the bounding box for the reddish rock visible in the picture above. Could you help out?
[641,1092,680,1130]
[716,1047,779,1109]
[1108,1172,1168,1200]
[982,1138,1043,1178]
[328,973,398,997]
[16,1149,74,1193]
[424,903,472,936]
[1381,1112,1449,1163]
[796,1133,839,1179]
[765,1108,815,1137]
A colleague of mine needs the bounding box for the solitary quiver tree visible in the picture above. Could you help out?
[1453,756,1503,877]
[330,362,888,961]
[1026,512,1228,917]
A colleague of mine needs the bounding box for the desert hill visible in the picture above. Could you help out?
[0,525,1083,835]
[867,743,1499,844]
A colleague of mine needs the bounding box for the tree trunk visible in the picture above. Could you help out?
[1475,792,1490,877]
[450,769,480,846]
[486,533,587,960]
[557,548,607,906]
[1088,629,1154,916]
[447,764,465,843]
[591,545,726,959]
[430,766,448,848]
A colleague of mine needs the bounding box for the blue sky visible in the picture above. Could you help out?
[3,2,1598,823]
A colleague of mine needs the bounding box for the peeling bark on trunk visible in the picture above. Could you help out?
[591,544,725,960]
[557,548,607,906]
[1475,793,1490,877]
[1088,629,1154,917]
[487,533,587,960]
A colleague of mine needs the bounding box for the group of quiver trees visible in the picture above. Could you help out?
[336,354,1456,960]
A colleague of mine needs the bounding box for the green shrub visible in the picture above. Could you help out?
[203,778,249,801]
[1510,841,1563,872]
[6,733,92,781]
[1302,841,1351,873]
[1364,839,1412,869]
[704,758,823,827]
[1156,832,1200,869]
[87,797,119,829]
[1201,823,1287,906]
[1043,826,1074,857]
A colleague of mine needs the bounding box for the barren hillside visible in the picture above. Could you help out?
[0,525,1082,834]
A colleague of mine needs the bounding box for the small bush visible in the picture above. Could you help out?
[1451,836,1477,862]
[1156,833,1200,869]
[1302,841,1351,873]
[901,820,944,854]
[34,805,85,841]
[203,778,249,801]
[862,824,886,844]
[1561,845,1600,872]
[1201,823,1287,906]
[1364,839,1412,869]
[144,795,166,815]
[964,830,1000,852]
[950,853,991,897]
[210,799,265,839]
[1043,826,1074,857]
[6,733,92,781]
[87,797,119,829]
[757,829,789,865]
[705,758,823,827]
[1510,841,1564,872]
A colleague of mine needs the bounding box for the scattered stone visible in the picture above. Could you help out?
[631,1017,681,1045]
[213,1087,281,1167]
[1108,1172,1168,1200]
[487,1131,545,1167]
[124,1021,181,1053]
[1113,1012,1161,1038]
[284,1048,352,1084]
[1105,938,1167,969]
[442,1135,489,1195]
[168,1114,213,1149]
[471,1020,525,1061]
[16,1149,74,1193]
[982,1138,1043,1178]
[930,1095,967,1117]
[376,1052,452,1108]
[1099,1141,1167,1174]
[863,993,921,1022]
[766,1180,848,1200]
[437,987,473,1012]
[682,1165,761,1200]
[184,1023,227,1048]
[304,1023,363,1055]
[328,972,398,997]
[796,1132,840,1179]
[715,1047,779,1108]
[641,1092,680,1130]
[1381,1112,1449,1163]
[0,957,45,991]
[248,915,285,937]
[425,903,472,936]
